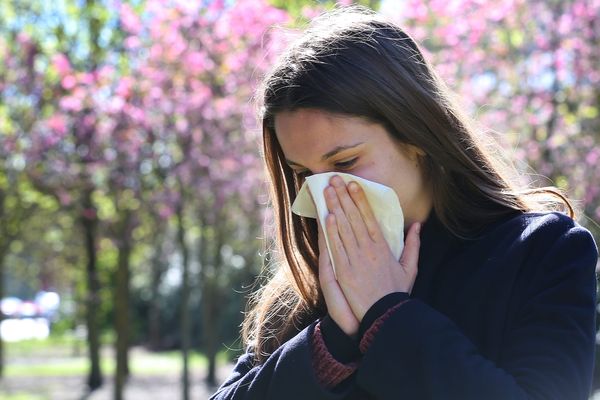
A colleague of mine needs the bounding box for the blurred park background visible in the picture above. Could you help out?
[0,0,598,399]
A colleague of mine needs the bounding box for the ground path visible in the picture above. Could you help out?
[0,345,233,400]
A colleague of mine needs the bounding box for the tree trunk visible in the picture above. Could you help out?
[114,210,133,400]
[176,193,191,400]
[82,188,103,391]
[148,238,165,350]
[0,249,6,378]
[82,2,103,389]
[71,281,82,358]
[202,277,219,386]
[201,221,224,386]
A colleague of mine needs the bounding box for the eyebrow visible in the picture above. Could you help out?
[285,142,364,167]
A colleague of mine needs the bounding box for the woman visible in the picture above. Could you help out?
[211,7,598,400]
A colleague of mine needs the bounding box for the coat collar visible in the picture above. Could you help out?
[410,207,523,300]
[411,207,462,300]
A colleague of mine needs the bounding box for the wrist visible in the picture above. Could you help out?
[320,315,361,363]
[358,292,410,340]
[329,312,359,337]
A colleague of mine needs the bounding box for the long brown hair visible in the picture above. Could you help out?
[243,6,575,364]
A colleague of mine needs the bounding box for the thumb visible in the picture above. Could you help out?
[399,222,421,274]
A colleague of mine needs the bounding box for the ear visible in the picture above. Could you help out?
[413,147,426,157]
[402,144,426,161]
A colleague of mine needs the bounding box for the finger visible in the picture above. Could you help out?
[347,181,384,242]
[316,219,330,263]
[325,213,350,274]
[324,185,359,254]
[318,217,341,282]
[319,250,337,287]
[316,216,323,238]
[317,220,340,285]
[330,176,369,247]
[399,222,421,272]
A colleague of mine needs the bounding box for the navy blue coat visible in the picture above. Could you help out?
[211,210,599,399]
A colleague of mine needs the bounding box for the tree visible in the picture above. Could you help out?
[1,0,133,391]
[386,0,600,236]
[117,0,289,391]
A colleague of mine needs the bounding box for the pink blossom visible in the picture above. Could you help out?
[191,128,203,143]
[302,6,324,20]
[557,14,573,36]
[52,54,72,76]
[120,3,142,34]
[188,86,211,108]
[79,72,95,85]
[98,65,116,83]
[403,0,429,21]
[59,96,83,112]
[173,116,187,133]
[124,104,146,124]
[194,153,211,168]
[61,75,77,90]
[16,32,31,46]
[186,52,208,75]
[149,86,162,101]
[586,150,599,166]
[82,114,96,130]
[149,44,163,60]
[57,190,72,206]
[116,77,134,99]
[47,114,68,135]
[158,205,173,220]
[124,36,141,49]
[208,0,225,14]
[108,96,125,113]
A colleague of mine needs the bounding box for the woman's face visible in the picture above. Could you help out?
[274,109,433,229]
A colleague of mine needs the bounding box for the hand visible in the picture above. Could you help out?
[323,175,421,322]
[317,217,359,338]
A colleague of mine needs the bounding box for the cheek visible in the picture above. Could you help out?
[381,172,414,206]
[349,163,380,184]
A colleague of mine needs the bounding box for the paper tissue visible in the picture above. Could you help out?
[291,172,404,276]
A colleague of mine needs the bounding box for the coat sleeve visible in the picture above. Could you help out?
[355,216,598,400]
[209,321,356,400]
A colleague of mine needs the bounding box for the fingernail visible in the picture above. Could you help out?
[348,182,359,192]
[330,175,342,187]
[416,222,421,235]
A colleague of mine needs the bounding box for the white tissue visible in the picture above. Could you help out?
[291,172,404,276]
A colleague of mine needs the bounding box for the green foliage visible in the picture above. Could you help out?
[269,0,380,18]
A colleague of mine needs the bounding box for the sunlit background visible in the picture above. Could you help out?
[0,0,598,399]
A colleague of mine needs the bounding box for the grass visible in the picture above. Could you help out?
[5,334,83,355]
[0,394,46,400]
[0,335,233,400]
[5,352,209,377]
[4,334,230,377]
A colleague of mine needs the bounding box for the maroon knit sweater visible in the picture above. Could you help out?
[311,296,411,388]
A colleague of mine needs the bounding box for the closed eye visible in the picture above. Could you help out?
[294,158,358,178]
[334,158,358,169]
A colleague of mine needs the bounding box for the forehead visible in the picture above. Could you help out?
[273,109,375,158]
